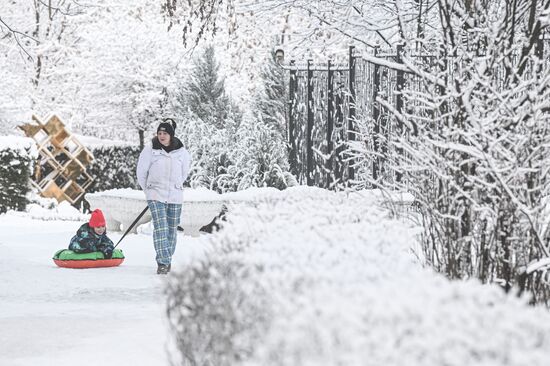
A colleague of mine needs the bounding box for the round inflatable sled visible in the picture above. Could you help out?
[53,249,125,269]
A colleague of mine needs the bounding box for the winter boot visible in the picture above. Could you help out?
[157,264,169,275]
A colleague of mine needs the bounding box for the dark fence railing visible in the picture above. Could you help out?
[286,45,406,188]
[285,40,550,188]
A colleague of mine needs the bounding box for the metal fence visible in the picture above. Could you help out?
[285,39,550,188]
[286,46,406,188]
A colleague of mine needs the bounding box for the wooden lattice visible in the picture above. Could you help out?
[19,114,94,205]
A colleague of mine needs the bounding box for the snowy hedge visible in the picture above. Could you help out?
[166,188,550,366]
[86,145,141,193]
[0,136,37,214]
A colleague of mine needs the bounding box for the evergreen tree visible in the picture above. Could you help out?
[214,112,293,192]
[255,50,288,141]
[184,45,229,128]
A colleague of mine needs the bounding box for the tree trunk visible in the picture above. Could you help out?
[139,129,145,150]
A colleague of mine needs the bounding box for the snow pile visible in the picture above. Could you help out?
[91,186,283,202]
[89,188,147,200]
[167,187,550,366]
[8,200,88,221]
[222,186,282,201]
[0,135,37,157]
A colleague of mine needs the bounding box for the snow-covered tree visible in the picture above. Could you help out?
[1,0,189,143]
[163,0,397,57]
[70,1,185,146]
[254,50,288,142]
[0,1,87,131]
[214,112,291,192]
[363,0,550,299]
[177,110,237,191]
[182,45,230,128]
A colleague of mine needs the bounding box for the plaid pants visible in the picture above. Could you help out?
[147,200,182,265]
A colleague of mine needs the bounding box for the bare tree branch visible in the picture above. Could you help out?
[0,16,36,60]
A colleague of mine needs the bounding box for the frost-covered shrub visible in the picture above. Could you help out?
[0,136,37,213]
[214,114,292,192]
[177,113,236,190]
[86,145,141,192]
[180,113,293,193]
[166,256,271,366]
[166,187,550,366]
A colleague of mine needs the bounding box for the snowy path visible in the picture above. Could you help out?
[0,214,207,366]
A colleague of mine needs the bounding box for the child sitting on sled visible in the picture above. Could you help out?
[69,209,115,259]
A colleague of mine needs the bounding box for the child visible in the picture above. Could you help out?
[69,209,115,259]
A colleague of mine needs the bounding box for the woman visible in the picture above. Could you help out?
[136,118,191,274]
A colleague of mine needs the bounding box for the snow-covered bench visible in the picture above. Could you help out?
[85,188,226,236]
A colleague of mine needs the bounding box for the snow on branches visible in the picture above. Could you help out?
[358,0,550,301]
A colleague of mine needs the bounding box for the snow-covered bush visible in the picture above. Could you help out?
[0,136,37,213]
[86,145,141,193]
[166,188,550,365]
[408,1,550,301]
[177,107,292,193]
[214,113,291,191]
[177,112,236,190]
[166,255,271,366]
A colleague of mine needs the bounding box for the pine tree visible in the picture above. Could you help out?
[213,112,292,192]
[255,50,288,141]
[184,45,229,128]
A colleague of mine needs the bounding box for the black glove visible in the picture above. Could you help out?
[101,247,113,259]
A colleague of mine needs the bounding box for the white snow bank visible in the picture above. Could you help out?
[6,192,88,221]
[0,135,38,157]
[222,186,282,201]
[90,187,147,200]
[8,201,88,221]
[89,186,415,205]
[91,186,281,202]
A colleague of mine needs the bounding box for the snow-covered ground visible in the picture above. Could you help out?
[0,211,208,366]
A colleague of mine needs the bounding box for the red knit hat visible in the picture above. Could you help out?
[89,209,106,228]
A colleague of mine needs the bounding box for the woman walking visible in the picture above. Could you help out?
[137,119,191,274]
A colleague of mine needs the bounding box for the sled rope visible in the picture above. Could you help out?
[114,206,149,249]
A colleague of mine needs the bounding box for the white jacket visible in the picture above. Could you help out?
[136,138,191,204]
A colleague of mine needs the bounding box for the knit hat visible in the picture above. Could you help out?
[157,118,177,138]
[89,209,106,228]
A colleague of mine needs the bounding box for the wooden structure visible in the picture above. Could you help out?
[18,114,94,205]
